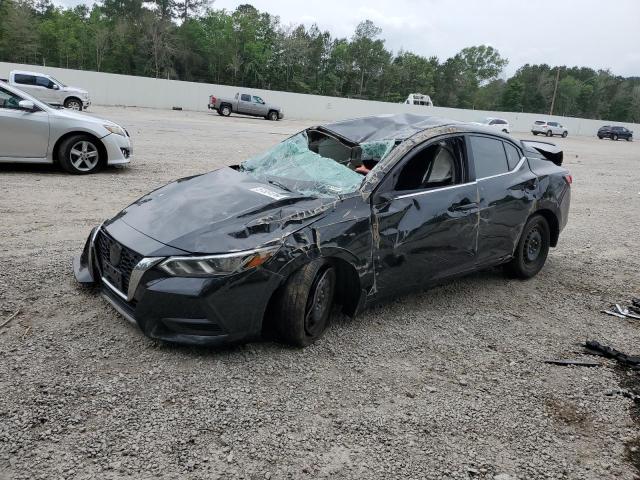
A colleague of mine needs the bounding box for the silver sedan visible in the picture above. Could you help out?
[0,81,132,174]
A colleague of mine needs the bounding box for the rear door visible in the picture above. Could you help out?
[371,135,479,292]
[468,135,538,266]
[238,93,253,114]
[0,86,49,159]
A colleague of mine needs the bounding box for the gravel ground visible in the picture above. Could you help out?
[1,106,639,480]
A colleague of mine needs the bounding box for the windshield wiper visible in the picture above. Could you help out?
[266,179,293,192]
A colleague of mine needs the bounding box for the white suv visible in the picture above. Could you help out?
[531,120,568,138]
[6,70,91,111]
[476,117,510,133]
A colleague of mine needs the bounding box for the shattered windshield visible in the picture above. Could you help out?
[240,131,395,198]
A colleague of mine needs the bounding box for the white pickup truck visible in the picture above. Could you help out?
[2,70,91,111]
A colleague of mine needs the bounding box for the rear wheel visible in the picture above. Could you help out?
[64,97,82,111]
[532,132,538,136]
[57,135,102,174]
[505,214,550,279]
[612,134,618,141]
[546,130,553,137]
[220,105,231,117]
[276,260,336,347]
[598,135,603,139]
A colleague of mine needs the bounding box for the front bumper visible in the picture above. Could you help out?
[103,133,133,166]
[83,100,91,109]
[73,224,282,346]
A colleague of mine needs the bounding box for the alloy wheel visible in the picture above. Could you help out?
[70,140,99,172]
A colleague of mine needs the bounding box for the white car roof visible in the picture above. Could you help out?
[11,70,51,77]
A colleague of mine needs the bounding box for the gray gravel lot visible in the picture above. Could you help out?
[1,106,639,479]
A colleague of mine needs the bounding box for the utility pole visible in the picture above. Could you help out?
[549,66,561,116]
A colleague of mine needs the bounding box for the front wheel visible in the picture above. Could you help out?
[57,135,102,174]
[612,134,618,141]
[546,130,553,137]
[562,131,568,138]
[64,97,82,111]
[505,214,550,279]
[267,110,279,121]
[276,260,336,347]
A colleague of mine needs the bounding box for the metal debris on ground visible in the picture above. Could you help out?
[544,359,601,367]
[584,340,640,368]
[601,297,640,319]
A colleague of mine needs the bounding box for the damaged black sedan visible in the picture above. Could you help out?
[74,114,571,347]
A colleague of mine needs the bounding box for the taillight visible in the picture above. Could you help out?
[210,95,216,103]
[564,174,572,185]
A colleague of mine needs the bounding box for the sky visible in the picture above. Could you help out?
[56,0,640,78]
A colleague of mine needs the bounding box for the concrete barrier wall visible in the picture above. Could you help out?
[2,61,638,136]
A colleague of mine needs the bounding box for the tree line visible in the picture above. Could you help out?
[1,0,639,122]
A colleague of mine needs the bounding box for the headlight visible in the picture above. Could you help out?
[159,246,279,277]
[104,125,126,136]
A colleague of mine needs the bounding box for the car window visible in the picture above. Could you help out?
[503,142,521,170]
[240,94,251,102]
[469,136,509,179]
[252,96,264,104]
[35,76,53,88]
[14,74,35,85]
[393,137,465,191]
[0,87,23,110]
[534,121,545,125]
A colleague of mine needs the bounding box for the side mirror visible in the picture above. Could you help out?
[18,100,35,111]
[52,84,60,90]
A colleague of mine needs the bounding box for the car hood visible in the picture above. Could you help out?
[109,167,336,253]
[50,108,120,128]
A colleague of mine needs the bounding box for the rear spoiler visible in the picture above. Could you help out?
[521,140,563,166]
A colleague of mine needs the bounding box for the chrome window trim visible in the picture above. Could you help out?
[476,156,526,182]
[395,181,478,200]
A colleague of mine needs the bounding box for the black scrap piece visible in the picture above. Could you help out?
[544,359,601,367]
[584,341,640,368]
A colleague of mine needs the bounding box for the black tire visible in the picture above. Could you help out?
[220,104,231,117]
[598,135,603,139]
[64,97,83,111]
[562,131,568,138]
[532,132,538,136]
[267,110,279,121]
[546,130,553,137]
[505,214,550,279]
[57,134,102,174]
[626,137,632,141]
[216,109,224,116]
[612,134,618,141]
[276,260,336,347]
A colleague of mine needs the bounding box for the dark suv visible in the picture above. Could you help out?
[598,125,633,141]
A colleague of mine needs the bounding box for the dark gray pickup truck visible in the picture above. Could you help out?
[208,92,284,120]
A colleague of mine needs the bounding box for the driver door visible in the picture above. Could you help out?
[371,135,479,294]
[0,86,49,159]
